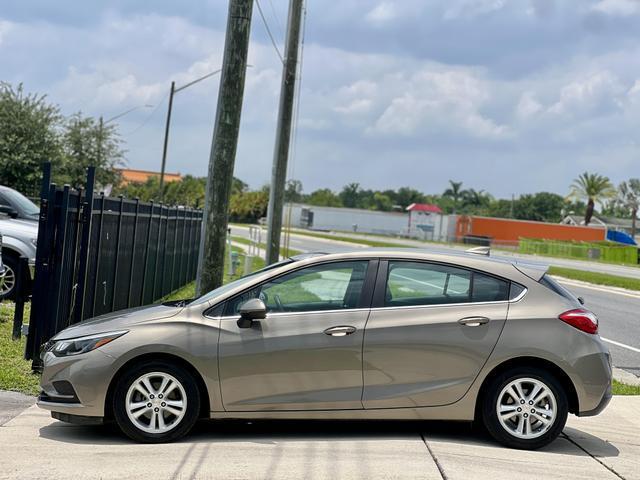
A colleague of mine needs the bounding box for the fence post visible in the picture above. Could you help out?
[74,166,95,323]
[51,185,71,338]
[12,257,29,340]
[25,163,52,361]
[111,195,125,311]
[152,203,165,300]
[91,193,106,317]
[127,198,140,308]
[140,200,154,305]
[170,207,180,293]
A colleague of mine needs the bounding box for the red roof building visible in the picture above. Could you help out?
[406,203,443,213]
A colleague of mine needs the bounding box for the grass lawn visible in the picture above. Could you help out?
[548,266,640,291]
[612,379,640,395]
[0,302,40,395]
[230,235,304,258]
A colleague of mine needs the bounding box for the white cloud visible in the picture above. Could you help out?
[0,20,13,46]
[516,92,543,118]
[365,2,398,25]
[591,0,640,16]
[548,70,625,116]
[371,68,508,139]
[443,0,506,20]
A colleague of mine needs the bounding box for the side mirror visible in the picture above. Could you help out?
[578,296,585,305]
[0,205,18,219]
[237,298,267,328]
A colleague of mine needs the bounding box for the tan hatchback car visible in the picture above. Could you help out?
[38,248,612,449]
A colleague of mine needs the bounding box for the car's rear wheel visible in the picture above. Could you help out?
[113,361,200,443]
[481,367,568,450]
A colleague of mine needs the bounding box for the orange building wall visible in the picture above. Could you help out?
[456,215,606,244]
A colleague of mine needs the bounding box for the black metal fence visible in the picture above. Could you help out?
[25,164,202,363]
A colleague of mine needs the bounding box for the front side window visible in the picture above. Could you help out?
[226,261,369,315]
[385,261,509,307]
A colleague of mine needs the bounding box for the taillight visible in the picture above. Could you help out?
[559,309,598,334]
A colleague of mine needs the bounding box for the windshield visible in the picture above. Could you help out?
[190,258,294,305]
[1,189,39,217]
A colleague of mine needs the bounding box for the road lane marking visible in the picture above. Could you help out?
[554,278,640,299]
[601,337,640,354]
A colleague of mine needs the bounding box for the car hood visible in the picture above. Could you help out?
[52,303,183,340]
[0,218,38,236]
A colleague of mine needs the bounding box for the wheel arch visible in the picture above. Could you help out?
[104,352,211,421]
[474,356,579,418]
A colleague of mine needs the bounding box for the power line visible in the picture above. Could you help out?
[122,91,170,137]
[255,0,284,63]
[266,0,285,38]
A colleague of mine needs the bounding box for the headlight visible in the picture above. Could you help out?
[49,331,128,357]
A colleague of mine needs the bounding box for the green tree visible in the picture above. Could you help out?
[569,172,616,225]
[371,192,393,211]
[512,192,565,222]
[229,189,269,223]
[60,113,124,189]
[284,179,303,203]
[339,182,361,208]
[306,188,342,207]
[394,187,426,210]
[164,175,206,208]
[0,83,63,193]
[443,180,467,213]
[619,179,640,238]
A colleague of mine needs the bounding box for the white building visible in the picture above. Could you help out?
[283,203,453,242]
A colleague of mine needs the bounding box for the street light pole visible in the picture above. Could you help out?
[158,69,223,201]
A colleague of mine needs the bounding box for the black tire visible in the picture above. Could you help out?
[481,367,568,450]
[113,360,201,443]
[0,253,18,301]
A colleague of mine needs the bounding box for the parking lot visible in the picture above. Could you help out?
[0,396,637,480]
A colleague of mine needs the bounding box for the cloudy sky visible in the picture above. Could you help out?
[2,0,640,198]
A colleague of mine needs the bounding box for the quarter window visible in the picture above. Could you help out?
[226,261,369,315]
[385,261,509,307]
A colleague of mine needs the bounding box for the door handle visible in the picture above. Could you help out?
[458,316,490,327]
[324,325,357,337]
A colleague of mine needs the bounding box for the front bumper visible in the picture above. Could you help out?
[37,348,117,419]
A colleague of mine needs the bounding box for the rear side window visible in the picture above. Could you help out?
[539,274,578,303]
[472,272,510,303]
[385,261,509,307]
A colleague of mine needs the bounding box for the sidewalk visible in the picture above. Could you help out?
[0,397,637,479]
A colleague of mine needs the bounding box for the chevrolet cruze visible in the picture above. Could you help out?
[38,248,612,449]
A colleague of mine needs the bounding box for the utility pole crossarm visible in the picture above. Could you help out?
[265,0,304,265]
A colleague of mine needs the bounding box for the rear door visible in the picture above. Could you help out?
[362,260,509,408]
[218,259,376,411]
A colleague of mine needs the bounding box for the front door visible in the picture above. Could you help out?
[219,260,375,411]
[363,260,509,408]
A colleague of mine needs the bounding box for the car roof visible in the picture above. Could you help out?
[288,247,548,282]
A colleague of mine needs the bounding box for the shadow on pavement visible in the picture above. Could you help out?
[38,418,619,458]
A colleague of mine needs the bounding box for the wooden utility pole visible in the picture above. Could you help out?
[196,0,254,295]
[265,0,304,264]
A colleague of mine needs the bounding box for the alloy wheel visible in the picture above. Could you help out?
[496,377,557,440]
[1,265,15,296]
[125,372,187,434]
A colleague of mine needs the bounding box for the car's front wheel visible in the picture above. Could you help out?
[113,361,200,443]
[481,367,568,450]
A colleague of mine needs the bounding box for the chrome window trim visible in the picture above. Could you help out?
[215,290,528,320]
[218,307,371,321]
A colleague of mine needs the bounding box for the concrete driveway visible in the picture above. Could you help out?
[0,397,637,480]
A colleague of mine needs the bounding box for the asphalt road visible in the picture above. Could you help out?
[230,226,640,377]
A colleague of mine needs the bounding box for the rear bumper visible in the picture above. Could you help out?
[577,382,612,417]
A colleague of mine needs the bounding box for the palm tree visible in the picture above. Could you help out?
[568,172,616,225]
[619,179,640,238]
[443,180,466,213]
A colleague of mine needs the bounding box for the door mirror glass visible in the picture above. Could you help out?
[237,298,267,328]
